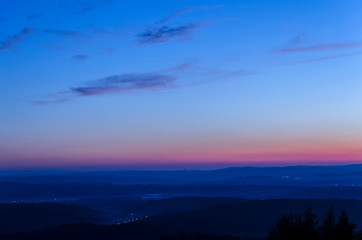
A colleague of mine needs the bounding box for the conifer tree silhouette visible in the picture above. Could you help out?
[335,209,357,240]
[320,206,336,240]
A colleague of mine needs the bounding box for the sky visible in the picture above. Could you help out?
[0,0,362,170]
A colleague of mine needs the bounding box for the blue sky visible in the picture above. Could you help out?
[1,0,362,169]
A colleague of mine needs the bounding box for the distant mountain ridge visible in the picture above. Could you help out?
[1,182,362,202]
[1,164,362,186]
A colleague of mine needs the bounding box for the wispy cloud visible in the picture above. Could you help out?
[277,41,362,54]
[274,33,362,65]
[159,5,224,24]
[138,23,203,44]
[72,73,177,96]
[159,7,196,23]
[0,28,34,53]
[44,29,91,38]
[60,0,112,15]
[72,54,90,61]
[286,32,309,48]
[34,73,178,104]
[137,4,223,45]
[288,51,362,65]
[165,60,198,72]
[33,98,71,105]
[34,61,256,104]
[74,0,100,14]
[42,25,123,48]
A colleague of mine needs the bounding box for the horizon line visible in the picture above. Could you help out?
[1,162,362,173]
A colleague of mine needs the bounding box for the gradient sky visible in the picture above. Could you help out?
[1,0,362,169]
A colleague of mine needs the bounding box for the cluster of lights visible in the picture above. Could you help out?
[115,213,149,225]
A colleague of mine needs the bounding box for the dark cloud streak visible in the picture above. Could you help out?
[138,23,202,44]
[137,4,222,45]
[72,73,177,96]
[32,73,177,104]
[0,28,34,52]
[72,54,90,61]
[33,62,255,105]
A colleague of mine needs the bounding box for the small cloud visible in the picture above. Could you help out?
[223,69,260,78]
[33,98,71,105]
[287,32,309,48]
[60,0,112,15]
[160,7,196,23]
[287,51,362,65]
[277,41,362,54]
[165,60,198,72]
[42,25,123,47]
[72,73,177,96]
[44,29,91,39]
[137,5,223,45]
[137,23,202,44]
[159,5,223,24]
[0,28,34,53]
[72,54,90,61]
[33,72,178,104]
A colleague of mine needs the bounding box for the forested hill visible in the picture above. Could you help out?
[2,199,362,239]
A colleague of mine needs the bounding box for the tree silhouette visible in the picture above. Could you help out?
[301,208,319,240]
[320,206,336,240]
[268,208,319,240]
[268,213,299,240]
[268,208,360,240]
[335,209,357,240]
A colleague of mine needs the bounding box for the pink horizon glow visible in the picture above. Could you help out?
[2,136,362,169]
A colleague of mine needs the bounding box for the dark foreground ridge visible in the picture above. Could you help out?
[2,207,362,240]
[2,199,362,239]
[0,203,103,234]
